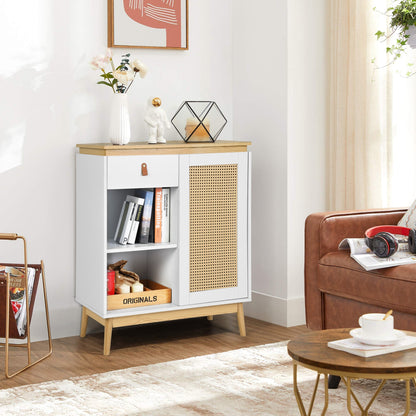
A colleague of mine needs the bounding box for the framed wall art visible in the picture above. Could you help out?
[108,0,188,50]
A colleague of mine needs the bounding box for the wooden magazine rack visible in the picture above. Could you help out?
[0,233,52,378]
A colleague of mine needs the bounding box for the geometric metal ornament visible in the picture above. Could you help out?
[171,101,227,143]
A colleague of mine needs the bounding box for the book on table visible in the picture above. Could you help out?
[328,336,416,357]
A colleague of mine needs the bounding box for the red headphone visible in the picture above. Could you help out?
[365,225,416,258]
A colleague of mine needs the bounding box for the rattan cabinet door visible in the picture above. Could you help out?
[178,152,250,305]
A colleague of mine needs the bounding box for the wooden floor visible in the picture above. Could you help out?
[0,315,309,390]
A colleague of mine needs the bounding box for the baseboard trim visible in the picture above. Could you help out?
[29,305,86,342]
[244,291,305,327]
[27,294,306,341]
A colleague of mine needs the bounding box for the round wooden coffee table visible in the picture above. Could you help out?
[287,328,416,416]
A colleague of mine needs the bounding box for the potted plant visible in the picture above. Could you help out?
[375,0,416,67]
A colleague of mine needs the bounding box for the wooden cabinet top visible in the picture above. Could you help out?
[77,140,251,156]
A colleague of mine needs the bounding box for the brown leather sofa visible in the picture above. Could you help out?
[305,208,416,331]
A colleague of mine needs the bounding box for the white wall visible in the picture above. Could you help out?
[0,0,328,341]
[286,0,328,324]
[0,0,234,341]
[233,0,327,326]
[232,0,289,320]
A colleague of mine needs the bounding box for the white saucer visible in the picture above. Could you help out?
[350,328,406,346]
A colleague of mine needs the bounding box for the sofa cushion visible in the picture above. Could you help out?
[398,198,416,228]
[318,251,416,314]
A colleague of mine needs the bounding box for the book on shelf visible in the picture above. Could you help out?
[127,196,145,245]
[161,188,170,243]
[339,238,416,271]
[154,188,163,243]
[328,336,416,357]
[148,200,155,243]
[137,189,154,244]
[114,199,135,245]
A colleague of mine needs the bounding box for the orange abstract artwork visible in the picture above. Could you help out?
[109,0,188,49]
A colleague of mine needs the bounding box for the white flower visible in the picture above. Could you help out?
[90,56,105,70]
[131,59,148,78]
[92,51,146,93]
[90,53,112,70]
[113,69,135,85]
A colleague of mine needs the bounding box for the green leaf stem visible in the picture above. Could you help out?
[374,0,416,75]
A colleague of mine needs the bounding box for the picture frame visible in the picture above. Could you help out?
[108,0,188,50]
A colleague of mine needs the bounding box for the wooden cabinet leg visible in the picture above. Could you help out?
[103,319,113,356]
[207,315,213,321]
[237,303,246,337]
[80,307,88,338]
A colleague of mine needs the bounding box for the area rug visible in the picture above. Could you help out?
[0,341,415,415]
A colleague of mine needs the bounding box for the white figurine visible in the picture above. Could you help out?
[144,97,171,144]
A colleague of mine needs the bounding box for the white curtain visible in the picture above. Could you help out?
[328,0,416,211]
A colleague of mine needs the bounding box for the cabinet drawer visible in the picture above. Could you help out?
[107,155,178,189]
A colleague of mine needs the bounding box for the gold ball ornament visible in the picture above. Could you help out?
[152,97,162,107]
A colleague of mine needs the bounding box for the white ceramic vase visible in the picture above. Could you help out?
[109,93,131,145]
[406,26,416,49]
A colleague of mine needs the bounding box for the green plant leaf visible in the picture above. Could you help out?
[97,81,112,87]
[375,30,385,39]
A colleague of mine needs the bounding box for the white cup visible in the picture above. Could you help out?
[358,313,394,339]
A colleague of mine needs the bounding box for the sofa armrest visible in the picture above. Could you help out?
[304,208,406,329]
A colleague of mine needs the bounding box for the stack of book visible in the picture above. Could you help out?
[328,335,416,357]
[114,188,170,245]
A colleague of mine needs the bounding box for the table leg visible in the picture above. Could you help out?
[236,303,246,337]
[80,307,88,338]
[322,374,329,415]
[307,373,321,415]
[293,364,328,416]
[403,379,411,416]
[363,379,386,414]
[346,378,354,415]
[103,319,113,356]
[345,377,367,415]
[293,364,307,416]
[345,377,403,416]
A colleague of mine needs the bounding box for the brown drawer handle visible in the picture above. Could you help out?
[141,163,148,176]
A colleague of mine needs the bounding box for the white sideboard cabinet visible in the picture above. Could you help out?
[76,141,251,354]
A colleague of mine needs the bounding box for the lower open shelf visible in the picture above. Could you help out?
[80,302,247,355]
